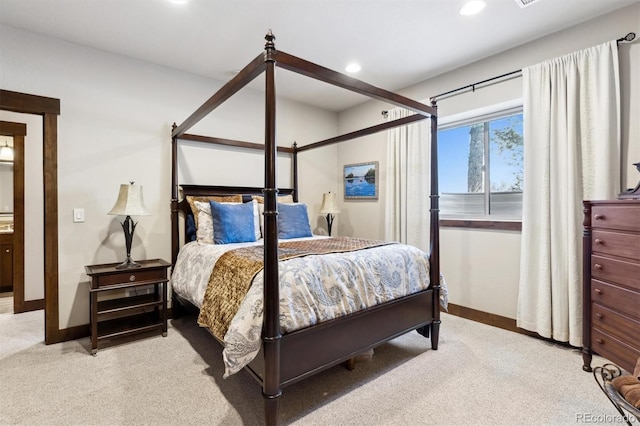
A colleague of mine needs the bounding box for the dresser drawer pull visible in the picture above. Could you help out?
[594,288,602,295]
[594,264,602,270]
[596,338,605,345]
[594,214,604,220]
[595,313,603,319]
[129,275,136,282]
[594,239,603,245]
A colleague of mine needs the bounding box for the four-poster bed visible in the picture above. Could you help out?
[170,31,440,425]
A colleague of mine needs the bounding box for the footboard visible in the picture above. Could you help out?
[245,289,435,387]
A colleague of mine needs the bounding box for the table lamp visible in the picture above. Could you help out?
[108,182,150,269]
[319,192,340,236]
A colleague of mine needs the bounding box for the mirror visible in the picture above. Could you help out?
[0,136,14,233]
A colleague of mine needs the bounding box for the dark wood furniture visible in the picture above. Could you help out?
[0,243,12,292]
[582,200,640,373]
[85,259,170,355]
[170,32,440,425]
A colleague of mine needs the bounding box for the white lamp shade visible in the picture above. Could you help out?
[108,183,150,216]
[319,192,340,215]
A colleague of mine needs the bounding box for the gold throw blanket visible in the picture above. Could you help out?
[197,237,394,340]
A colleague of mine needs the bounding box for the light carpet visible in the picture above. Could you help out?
[0,310,618,425]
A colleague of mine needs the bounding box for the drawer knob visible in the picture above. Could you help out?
[4,249,9,253]
[594,264,602,270]
[595,313,603,319]
[596,338,604,345]
[129,275,136,282]
[594,214,604,220]
[594,288,602,295]
[594,239,603,245]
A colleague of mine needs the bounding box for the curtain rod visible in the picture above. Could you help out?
[429,69,522,104]
[381,31,637,117]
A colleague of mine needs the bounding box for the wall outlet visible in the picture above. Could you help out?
[73,208,84,223]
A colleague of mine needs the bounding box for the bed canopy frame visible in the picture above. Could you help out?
[171,31,440,425]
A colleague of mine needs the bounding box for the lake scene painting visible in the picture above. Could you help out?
[344,161,378,199]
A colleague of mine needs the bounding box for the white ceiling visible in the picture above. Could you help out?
[0,0,637,111]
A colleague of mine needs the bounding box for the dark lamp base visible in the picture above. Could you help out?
[115,258,142,269]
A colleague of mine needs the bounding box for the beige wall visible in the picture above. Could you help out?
[336,4,640,319]
[0,25,338,329]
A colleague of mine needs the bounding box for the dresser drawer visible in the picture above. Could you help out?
[591,255,640,291]
[592,230,640,260]
[591,279,640,320]
[592,303,640,348]
[592,205,640,232]
[95,269,166,288]
[591,328,640,374]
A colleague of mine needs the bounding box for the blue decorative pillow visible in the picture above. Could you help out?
[209,200,257,244]
[186,213,197,242]
[277,203,312,239]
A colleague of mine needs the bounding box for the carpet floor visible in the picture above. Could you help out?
[0,310,621,425]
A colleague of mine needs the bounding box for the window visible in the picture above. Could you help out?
[438,104,523,220]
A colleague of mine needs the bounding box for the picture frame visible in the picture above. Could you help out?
[343,161,379,200]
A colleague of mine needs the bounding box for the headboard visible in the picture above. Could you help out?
[172,184,297,264]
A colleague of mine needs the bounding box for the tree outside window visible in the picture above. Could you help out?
[438,112,523,219]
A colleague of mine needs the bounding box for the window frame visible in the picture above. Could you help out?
[438,99,524,229]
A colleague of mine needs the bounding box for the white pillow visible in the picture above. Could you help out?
[194,199,260,244]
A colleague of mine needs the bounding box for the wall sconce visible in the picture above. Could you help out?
[319,192,340,237]
[108,182,150,269]
[0,141,13,162]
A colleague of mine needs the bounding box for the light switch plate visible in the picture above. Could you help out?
[73,208,85,223]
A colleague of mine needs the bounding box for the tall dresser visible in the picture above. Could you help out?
[582,199,640,373]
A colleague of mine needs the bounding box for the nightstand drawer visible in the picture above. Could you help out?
[592,230,640,260]
[591,255,640,291]
[591,279,640,320]
[592,205,640,232]
[95,269,165,287]
[592,303,640,347]
[591,328,640,374]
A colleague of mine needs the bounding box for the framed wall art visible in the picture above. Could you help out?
[343,161,378,200]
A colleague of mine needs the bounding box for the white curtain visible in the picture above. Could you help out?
[384,107,430,251]
[517,41,620,346]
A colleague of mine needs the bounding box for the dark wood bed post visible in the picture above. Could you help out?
[429,100,440,350]
[292,142,299,202]
[262,30,282,426]
[171,123,179,267]
[581,201,593,371]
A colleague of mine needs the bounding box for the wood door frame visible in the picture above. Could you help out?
[0,121,27,312]
[0,90,60,344]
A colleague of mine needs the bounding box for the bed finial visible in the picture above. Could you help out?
[265,30,276,49]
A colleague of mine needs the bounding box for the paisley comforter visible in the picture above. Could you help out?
[171,236,447,377]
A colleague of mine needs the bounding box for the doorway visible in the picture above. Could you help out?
[0,90,59,343]
[0,122,25,314]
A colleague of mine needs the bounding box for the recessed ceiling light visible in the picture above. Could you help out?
[460,0,487,16]
[169,0,188,4]
[345,63,361,73]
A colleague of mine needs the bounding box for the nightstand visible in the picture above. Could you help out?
[85,258,170,355]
